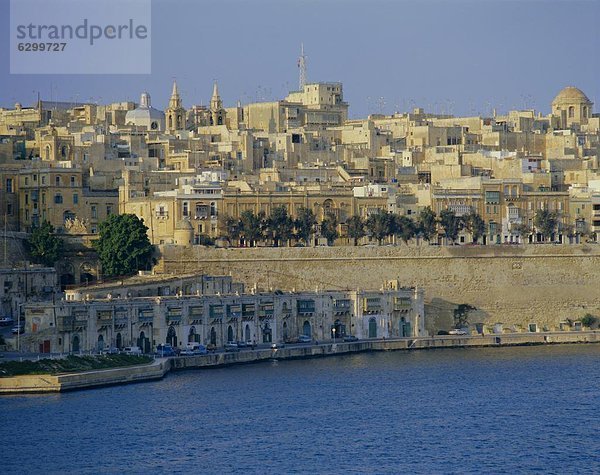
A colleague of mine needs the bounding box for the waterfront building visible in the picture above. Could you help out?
[22,279,425,354]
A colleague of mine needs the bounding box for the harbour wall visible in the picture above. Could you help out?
[2,331,598,394]
[157,244,600,331]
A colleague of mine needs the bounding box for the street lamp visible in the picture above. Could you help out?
[332,327,336,343]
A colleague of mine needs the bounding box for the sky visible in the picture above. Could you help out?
[1,0,599,118]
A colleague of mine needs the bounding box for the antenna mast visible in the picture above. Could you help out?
[298,43,307,90]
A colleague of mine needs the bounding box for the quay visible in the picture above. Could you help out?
[1,331,598,394]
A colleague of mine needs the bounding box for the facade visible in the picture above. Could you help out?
[22,280,425,354]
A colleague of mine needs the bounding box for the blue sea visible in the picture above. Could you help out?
[2,344,599,474]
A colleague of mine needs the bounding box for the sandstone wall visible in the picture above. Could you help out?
[157,244,600,331]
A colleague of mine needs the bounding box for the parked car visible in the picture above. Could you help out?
[449,329,468,335]
[122,346,142,356]
[297,335,312,343]
[0,316,14,326]
[155,344,177,357]
[181,343,207,355]
[101,347,120,355]
[343,335,358,342]
[236,341,248,348]
[224,341,240,352]
[11,324,24,335]
[271,342,285,349]
[206,343,217,353]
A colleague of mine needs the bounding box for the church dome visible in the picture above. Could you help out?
[552,86,592,105]
[125,92,165,130]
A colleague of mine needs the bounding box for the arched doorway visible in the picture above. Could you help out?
[167,326,177,347]
[282,322,288,341]
[331,319,344,339]
[60,273,75,291]
[116,332,122,350]
[97,334,104,352]
[188,326,197,343]
[245,324,251,343]
[138,331,150,353]
[72,335,80,353]
[262,322,272,343]
[399,317,411,337]
[368,318,377,338]
[303,320,311,337]
[227,325,234,343]
[210,327,216,345]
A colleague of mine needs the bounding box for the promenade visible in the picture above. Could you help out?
[1,331,598,394]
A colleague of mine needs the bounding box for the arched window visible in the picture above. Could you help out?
[583,106,588,118]
[568,106,575,118]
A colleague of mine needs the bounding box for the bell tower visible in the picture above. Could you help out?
[210,81,226,126]
[166,80,186,133]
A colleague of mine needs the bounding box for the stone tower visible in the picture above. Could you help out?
[166,81,186,133]
[209,82,226,126]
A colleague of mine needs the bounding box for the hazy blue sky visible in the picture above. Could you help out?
[1,0,599,118]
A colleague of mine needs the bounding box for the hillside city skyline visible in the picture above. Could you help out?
[1,0,599,117]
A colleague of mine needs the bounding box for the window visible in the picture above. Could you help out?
[485,191,500,204]
[54,194,63,204]
[183,202,189,217]
[55,176,60,186]
[70,176,76,187]
[91,205,97,219]
[73,193,78,205]
[25,194,29,205]
[41,176,46,185]
[106,205,113,216]
[568,106,575,118]
[7,203,12,215]
[5,178,13,193]
[24,177,29,185]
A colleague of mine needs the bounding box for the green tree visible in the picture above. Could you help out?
[417,207,437,242]
[580,314,597,328]
[320,213,339,245]
[239,210,263,247]
[453,304,476,329]
[219,215,241,246]
[346,215,365,246]
[439,209,461,243]
[464,212,485,243]
[365,210,393,244]
[294,206,317,245]
[93,214,154,277]
[267,206,294,247]
[513,222,531,239]
[26,221,64,267]
[534,209,558,241]
[394,215,417,244]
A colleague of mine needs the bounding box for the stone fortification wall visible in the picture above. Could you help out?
[157,244,600,331]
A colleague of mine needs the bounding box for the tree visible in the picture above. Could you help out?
[93,214,154,277]
[394,215,417,244]
[513,222,531,239]
[417,207,437,242]
[464,212,485,243]
[294,206,317,245]
[439,209,461,243]
[453,304,476,329]
[239,210,263,247]
[320,213,339,245]
[580,314,597,328]
[346,215,365,246]
[267,206,294,247]
[26,221,64,267]
[534,209,558,241]
[365,210,393,244]
[219,215,241,246]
